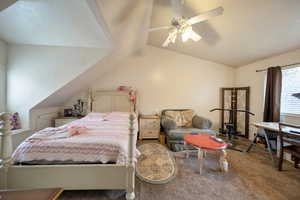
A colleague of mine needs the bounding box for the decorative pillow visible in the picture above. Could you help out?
[181,110,194,127]
[165,111,185,127]
[161,115,177,130]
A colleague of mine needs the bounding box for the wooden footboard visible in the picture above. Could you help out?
[6,164,128,190]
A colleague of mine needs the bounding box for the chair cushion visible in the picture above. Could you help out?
[192,115,212,129]
[164,111,185,127]
[181,110,194,127]
[161,115,177,131]
[167,128,216,140]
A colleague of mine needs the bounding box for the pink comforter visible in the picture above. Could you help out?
[12,112,138,164]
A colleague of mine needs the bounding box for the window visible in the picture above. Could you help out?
[280,66,300,115]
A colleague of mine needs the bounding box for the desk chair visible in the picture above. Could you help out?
[278,123,300,171]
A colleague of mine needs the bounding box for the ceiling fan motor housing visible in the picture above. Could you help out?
[171,17,187,27]
[153,4,223,47]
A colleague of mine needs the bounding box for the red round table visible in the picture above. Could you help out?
[184,134,228,174]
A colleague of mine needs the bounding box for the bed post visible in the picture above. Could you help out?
[0,112,13,189]
[126,113,135,200]
[87,89,93,112]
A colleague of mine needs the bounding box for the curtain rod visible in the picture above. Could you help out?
[256,62,300,72]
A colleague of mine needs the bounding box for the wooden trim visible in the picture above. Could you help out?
[51,188,64,200]
[245,87,250,138]
[0,113,13,189]
[220,88,225,132]
[7,164,128,190]
[232,89,237,132]
[279,122,300,129]
[278,122,300,170]
[220,87,251,138]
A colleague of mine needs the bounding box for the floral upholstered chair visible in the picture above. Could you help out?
[161,109,216,151]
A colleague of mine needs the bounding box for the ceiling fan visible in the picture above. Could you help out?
[149,0,224,47]
[0,0,17,11]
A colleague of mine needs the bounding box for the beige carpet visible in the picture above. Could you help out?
[59,140,300,200]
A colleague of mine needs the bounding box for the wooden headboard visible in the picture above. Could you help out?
[89,90,134,113]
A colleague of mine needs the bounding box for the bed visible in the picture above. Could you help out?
[0,90,138,200]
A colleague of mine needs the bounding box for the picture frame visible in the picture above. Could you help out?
[64,109,73,117]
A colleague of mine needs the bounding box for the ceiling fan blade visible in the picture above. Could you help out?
[186,7,224,25]
[189,30,202,41]
[149,26,171,32]
[171,33,177,43]
[162,29,177,47]
[162,35,172,47]
[0,0,17,11]
[170,0,184,17]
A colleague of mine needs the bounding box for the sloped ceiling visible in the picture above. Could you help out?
[2,0,114,128]
[0,0,111,48]
[148,0,300,67]
[35,0,154,108]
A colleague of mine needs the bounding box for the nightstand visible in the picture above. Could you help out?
[54,117,78,127]
[139,115,160,140]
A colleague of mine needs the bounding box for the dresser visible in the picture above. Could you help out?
[54,117,78,127]
[139,115,160,140]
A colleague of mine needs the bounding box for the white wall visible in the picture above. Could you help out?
[6,44,108,129]
[92,45,235,130]
[31,0,153,110]
[235,48,300,139]
[0,39,7,112]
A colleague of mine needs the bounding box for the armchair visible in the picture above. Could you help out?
[161,109,216,151]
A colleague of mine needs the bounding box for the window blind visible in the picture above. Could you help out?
[281,66,300,115]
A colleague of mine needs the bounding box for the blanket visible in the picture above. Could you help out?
[12,112,138,165]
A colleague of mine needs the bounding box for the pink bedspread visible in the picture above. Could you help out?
[12,112,138,165]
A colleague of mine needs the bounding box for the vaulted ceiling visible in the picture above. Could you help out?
[2,0,300,67]
[148,0,300,67]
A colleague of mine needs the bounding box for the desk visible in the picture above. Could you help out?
[251,122,300,166]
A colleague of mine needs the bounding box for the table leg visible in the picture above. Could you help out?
[260,128,276,167]
[276,135,280,158]
[203,150,207,158]
[246,134,258,152]
[219,150,228,172]
[198,148,204,174]
[184,141,189,158]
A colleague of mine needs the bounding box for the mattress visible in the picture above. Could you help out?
[12,112,138,165]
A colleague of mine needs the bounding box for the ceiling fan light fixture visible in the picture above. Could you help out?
[181,27,190,42]
[181,26,202,42]
[153,1,223,47]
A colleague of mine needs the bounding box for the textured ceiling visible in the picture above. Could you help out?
[0,0,111,48]
[148,0,300,67]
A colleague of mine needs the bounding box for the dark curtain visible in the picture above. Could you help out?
[263,66,282,122]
